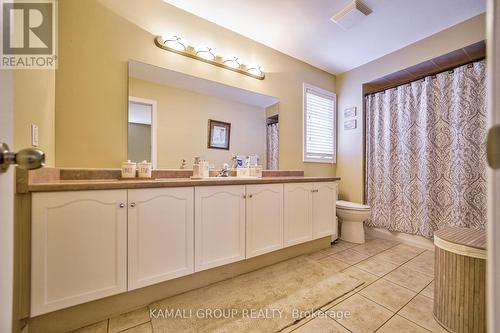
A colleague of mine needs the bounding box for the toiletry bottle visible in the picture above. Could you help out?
[202,160,210,178]
[193,157,202,178]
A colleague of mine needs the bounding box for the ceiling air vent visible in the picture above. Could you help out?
[331,0,372,30]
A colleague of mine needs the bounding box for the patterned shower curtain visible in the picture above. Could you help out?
[366,60,487,238]
[267,123,279,170]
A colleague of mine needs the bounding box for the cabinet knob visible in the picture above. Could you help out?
[130,202,136,208]
[242,195,247,199]
[248,194,253,198]
[119,203,125,208]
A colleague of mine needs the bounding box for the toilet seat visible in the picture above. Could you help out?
[336,200,370,211]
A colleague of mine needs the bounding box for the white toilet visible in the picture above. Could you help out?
[336,200,371,244]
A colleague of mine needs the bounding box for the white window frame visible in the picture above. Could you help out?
[303,83,337,164]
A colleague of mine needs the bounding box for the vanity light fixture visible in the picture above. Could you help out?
[154,35,265,80]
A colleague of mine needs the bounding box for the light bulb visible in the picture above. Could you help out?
[223,56,241,69]
[196,45,216,60]
[162,35,187,51]
[247,65,264,76]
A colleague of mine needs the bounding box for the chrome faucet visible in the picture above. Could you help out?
[218,163,230,177]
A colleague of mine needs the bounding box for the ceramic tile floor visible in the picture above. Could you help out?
[71,237,440,333]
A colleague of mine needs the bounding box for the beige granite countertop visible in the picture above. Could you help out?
[16,167,339,193]
[26,176,340,192]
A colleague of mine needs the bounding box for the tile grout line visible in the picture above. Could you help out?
[315,307,354,333]
[370,273,436,332]
[321,241,435,332]
[113,319,153,333]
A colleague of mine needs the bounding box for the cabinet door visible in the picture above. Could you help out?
[31,190,127,316]
[246,184,283,258]
[312,182,338,239]
[284,183,313,247]
[195,185,246,271]
[128,187,194,290]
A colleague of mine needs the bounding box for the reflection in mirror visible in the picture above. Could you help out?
[128,60,279,170]
[128,97,157,167]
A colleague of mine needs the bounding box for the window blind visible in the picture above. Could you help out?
[304,86,336,163]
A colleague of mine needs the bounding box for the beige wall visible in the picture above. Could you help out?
[266,103,279,118]
[129,78,267,168]
[336,14,486,203]
[55,0,336,176]
[14,70,55,167]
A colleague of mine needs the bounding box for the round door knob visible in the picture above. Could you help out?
[16,148,45,170]
[119,203,125,208]
[0,143,45,173]
[130,202,136,208]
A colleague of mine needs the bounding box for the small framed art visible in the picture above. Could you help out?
[207,119,231,150]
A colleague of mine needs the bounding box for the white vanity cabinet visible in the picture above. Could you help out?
[312,182,338,239]
[127,187,194,290]
[245,184,284,258]
[284,182,338,247]
[194,185,246,271]
[31,190,128,316]
[284,183,313,246]
[29,180,338,315]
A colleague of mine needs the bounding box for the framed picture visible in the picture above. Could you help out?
[344,107,357,118]
[207,119,231,150]
[344,119,357,130]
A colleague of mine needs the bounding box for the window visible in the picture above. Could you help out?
[303,83,336,163]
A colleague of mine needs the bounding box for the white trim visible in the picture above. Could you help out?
[365,227,434,251]
[0,64,14,333]
[487,0,500,331]
[302,83,337,164]
[128,96,158,168]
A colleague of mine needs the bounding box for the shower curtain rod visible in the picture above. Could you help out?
[366,58,484,96]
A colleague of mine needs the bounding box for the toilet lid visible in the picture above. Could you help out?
[336,200,370,210]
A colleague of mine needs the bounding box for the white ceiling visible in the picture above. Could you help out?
[163,0,486,74]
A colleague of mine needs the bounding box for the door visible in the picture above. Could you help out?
[128,96,157,168]
[31,190,128,316]
[128,187,194,290]
[1,72,45,331]
[312,182,337,239]
[284,183,313,247]
[0,69,14,332]
[487,0,500,331]
[246,184,283,258]
[195,185,245,271]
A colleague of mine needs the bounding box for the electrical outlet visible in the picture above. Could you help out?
[31,124,39,147]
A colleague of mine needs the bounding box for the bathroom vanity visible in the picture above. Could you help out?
[18,169,339,316]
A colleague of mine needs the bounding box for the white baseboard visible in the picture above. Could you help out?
[365,227,434,251]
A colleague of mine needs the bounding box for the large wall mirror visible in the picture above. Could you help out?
[128,60,280,170]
